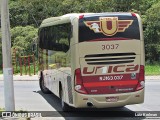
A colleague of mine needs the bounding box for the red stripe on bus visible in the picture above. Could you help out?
[119,25,128,27]
[83,80,138,87]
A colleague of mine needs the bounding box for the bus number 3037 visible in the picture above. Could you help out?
[102,44,119,50]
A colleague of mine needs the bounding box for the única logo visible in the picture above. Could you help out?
[84,17,133,36]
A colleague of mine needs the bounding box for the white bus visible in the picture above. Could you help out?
[38,13,145,111]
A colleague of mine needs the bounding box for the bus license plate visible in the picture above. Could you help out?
[106,96,119,102]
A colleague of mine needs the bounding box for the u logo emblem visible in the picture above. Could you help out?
[84,17,133,36]
[100,17,118,36]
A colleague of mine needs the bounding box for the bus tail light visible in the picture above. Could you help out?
[136,65,145,91]
[131,13,137,17]
[74,68,87,94]
[79,15,84,19]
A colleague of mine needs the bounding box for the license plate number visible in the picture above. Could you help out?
[106,96,119,102]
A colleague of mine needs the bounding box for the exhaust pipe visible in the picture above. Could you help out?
[87,102,93,107]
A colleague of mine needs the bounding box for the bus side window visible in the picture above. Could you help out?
[46,23,71,69]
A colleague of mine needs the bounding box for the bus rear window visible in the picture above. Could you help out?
[79,14,140,42]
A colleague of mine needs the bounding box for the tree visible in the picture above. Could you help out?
[9,0,29,27]
[143,1,160,63]
[11,26,38,56]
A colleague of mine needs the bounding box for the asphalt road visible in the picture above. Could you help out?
[0,80,160,119]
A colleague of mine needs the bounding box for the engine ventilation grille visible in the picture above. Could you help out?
[85,53,136,65]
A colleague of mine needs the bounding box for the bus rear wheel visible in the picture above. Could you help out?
[39,75,51,94]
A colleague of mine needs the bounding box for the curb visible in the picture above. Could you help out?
[145,76,160,80]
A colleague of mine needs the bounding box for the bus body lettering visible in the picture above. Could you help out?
[83,64,139,74]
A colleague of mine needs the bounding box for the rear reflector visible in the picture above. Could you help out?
[75,68,87,94]
[136,65,145,91]
[136,81,145,91]
[135,95,140,97]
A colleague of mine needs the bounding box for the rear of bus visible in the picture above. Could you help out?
[74,13,145,108]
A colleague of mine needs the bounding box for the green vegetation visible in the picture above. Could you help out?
[0,108,4,111]
[0,26,37,69]
[0,63,38,75]
[145,64,160,75]
[0,0,159,75]
[11,26,38,55]
[13,63,38,75]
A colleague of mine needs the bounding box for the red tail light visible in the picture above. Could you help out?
[74,68,87,94]
[136,65,145,91]
[131,13,137,17]
[79,15,84,19]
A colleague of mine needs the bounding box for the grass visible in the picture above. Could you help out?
[145,64,160,76]
[13,63,38,75]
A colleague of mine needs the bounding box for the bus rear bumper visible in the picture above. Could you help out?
[74,89,144,108]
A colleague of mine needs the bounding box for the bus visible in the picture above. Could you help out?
[38,13,145,111]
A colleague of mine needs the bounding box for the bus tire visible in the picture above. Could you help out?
[60,88,71,112]
[39,75,51,94]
